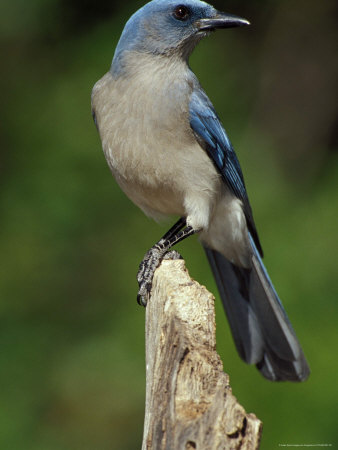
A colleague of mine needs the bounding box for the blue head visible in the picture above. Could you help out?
[112,0,249,73]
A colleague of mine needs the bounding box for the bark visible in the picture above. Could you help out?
[142,259,262,450]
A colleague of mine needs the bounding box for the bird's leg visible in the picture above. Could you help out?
[137,217,197,306]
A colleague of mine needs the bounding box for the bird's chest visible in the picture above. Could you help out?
[92,66,198,217]
[92,65,220,221]
[98,68,194,184]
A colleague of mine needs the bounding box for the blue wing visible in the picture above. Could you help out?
[189,88,263,255]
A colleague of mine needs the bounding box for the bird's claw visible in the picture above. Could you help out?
[137,285,151,307]
[136,249,183,306]
[137,247,162,307]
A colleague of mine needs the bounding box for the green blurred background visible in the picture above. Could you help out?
[1,0,337,448]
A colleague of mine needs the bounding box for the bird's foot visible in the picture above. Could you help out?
[137,249,182,306]
[137,246,163,307]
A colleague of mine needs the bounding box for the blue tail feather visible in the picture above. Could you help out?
[204,236,310,382]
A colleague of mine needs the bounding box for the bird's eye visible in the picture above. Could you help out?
[173,5,190,21]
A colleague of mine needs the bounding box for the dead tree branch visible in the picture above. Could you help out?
[142,259,262,450]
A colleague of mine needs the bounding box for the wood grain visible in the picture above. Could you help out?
[142,259,262,450]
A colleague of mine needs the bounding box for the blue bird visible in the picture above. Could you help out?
[92,0,310,381]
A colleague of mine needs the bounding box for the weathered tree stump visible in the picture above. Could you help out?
[142,259,262,450]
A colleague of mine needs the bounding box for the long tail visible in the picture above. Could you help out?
[204,236,310,381]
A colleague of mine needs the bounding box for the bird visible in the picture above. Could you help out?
[91,0,310,382]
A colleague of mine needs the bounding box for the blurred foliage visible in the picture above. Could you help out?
[0,0,337,449]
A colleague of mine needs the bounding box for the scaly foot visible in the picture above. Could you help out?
[137,249,182,306]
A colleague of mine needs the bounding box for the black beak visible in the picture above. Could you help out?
[196,12,250,31]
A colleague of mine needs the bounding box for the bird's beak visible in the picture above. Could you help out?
[195,12,250,32]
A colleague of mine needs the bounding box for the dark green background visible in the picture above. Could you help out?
[1,0,337,448]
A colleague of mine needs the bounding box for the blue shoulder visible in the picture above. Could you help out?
[189,88,248,200]
[189,87,263,255]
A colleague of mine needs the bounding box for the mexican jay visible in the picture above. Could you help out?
[91,0,310,381]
